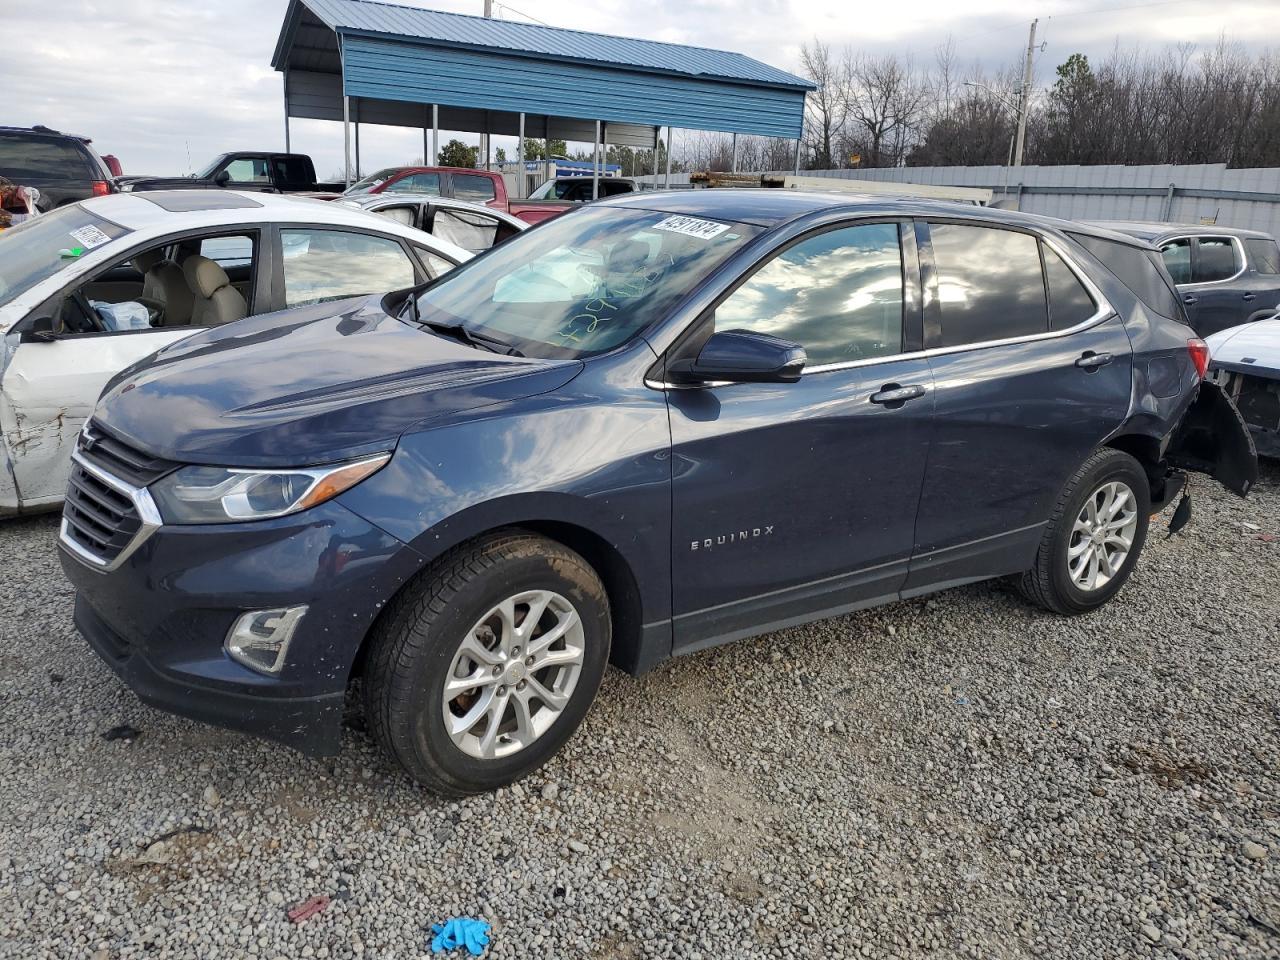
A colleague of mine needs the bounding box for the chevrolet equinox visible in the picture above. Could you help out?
[59,192,1256,794]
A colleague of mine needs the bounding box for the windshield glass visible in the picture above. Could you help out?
[0,206,130,308]
[193,154,230,178]
[345,168,399,196]
[411,206,763,358]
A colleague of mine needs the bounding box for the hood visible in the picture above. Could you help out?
[94,297,583,466]
[1206,317,1280,367]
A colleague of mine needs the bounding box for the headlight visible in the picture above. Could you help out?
[150,453,391,524]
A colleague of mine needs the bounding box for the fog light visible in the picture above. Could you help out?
[225,606,307,675]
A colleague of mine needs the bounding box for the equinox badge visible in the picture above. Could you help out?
[691,526,774,552]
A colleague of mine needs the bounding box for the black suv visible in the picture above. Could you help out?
[0,126,116,209]
[1094,221,1280,336]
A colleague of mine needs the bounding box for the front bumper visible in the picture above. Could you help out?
[1209,362,1280,459]
[59,499,426,756]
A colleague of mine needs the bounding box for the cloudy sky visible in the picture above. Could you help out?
[4,0,1278,179]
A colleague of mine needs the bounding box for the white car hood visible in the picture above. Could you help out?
[1206,317,1280,369]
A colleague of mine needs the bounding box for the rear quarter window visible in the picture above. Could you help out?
[0,134,94,180]
[1068,232,1187,323]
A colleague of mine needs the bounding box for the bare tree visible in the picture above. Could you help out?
[800,40,850,169]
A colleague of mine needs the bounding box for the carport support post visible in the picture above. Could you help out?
[664,126,672,190]
[343,95,352,188]
[283,68,290,153]
[354,98,361,180]
[432,104,439,166]
[793,136,801,175]
[518,112,526,199]
[731,132,738,174]
[592,120,601,200]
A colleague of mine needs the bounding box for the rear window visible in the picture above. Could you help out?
[0,133,94,181]
[929,223,1048,347]
[1068,233,1186,322]
[1193,237,1240,283]
[0,206,130,307]
[1245,237,1280,275]
[453,174,496,203]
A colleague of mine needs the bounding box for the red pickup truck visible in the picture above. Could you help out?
[339,166,604,224]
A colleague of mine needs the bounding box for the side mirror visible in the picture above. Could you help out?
[23,315,60,342]
[213,169,232,187]
[669,329,806,385]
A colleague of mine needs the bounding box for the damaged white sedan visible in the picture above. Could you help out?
[0,190,469,516]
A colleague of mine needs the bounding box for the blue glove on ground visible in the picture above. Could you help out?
[430,917,491,956]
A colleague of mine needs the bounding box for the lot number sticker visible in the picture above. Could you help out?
[70,225,112,249]
[653,215,730,241]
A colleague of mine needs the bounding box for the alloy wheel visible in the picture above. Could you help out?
[441,590,585,760]
[1067,480,1139,592]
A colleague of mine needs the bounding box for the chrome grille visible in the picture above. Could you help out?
[60,446,164,572]
[63,461,142,563]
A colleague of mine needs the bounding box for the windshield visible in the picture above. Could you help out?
[344,168,400,196]
[410,206,763,359]
[193,154,231,178]
[0,206,130,308]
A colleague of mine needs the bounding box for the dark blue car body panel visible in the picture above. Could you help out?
[59,191,1253,757]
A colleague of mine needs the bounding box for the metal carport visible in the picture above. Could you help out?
[271,0,814,195]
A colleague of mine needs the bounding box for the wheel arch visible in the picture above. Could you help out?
[349,515,658,685]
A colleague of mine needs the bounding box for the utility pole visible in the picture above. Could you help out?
[1013,18,1037,169]
[479,0,493,169]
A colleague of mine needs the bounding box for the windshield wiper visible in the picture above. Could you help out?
[420,317,524,357]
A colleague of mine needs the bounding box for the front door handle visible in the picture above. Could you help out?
[870,383,927,405]
[1075,351,1114,371]
[1243,293,1257,302]
[1184,294,1199,305]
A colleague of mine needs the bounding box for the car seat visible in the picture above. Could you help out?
[183,256,248,327]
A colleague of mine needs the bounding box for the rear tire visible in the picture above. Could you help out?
[1018,448,1151,615]
[364,531,611,795]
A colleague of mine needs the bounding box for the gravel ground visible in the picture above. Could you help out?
[1,465,1278,960]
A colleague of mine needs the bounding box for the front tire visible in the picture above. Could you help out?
[364,531,611,795]
[1018,448,1151,615]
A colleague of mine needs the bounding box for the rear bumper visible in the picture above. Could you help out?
[60,499,426,757]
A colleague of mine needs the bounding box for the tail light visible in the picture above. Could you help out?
[1188,338,1210,379]
[91,180,111,197]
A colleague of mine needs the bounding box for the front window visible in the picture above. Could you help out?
[715,222,904,365]
[223,158,271,184]
[410,207,763,359]
[394,173,442,195]
[1246,237,1280,275]
[344,168,400,196]
[0,205,130,308]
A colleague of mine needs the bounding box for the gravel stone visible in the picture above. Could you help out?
[2,463,1279,959]
[1241,840,1268,860]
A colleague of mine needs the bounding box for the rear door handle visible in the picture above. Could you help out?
[870,383,927,405]
[1075,351,1114,370]
[1183,294,1199,305]
[1243,293,1257,301]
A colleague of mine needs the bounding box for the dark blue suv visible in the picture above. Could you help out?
[60,192,1256,794]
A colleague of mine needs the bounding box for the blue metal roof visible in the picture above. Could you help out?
[289,0,813,90]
